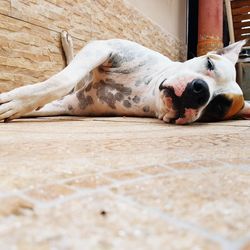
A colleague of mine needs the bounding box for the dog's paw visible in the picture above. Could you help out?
[0,85,41,122]
[61,31,73,52]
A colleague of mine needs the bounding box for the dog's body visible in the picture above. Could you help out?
[0,31,249,124]
[49,36,172,119]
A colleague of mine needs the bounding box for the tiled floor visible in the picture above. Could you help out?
[0,116,250,250]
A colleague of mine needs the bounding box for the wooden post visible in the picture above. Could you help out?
[197,0,223,56]
[225,0,235,44]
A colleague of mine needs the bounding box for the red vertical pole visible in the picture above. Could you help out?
[197,0,223,56]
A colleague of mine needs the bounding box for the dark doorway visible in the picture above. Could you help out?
[187,0,199,59]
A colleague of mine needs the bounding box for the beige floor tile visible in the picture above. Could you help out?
[0,193,222,250]
[26,184,75,201]
[104,169,143,180]
[167,159,224,170]
[110,168,250,240]
[65,174,111,189]
[138,165,172,175]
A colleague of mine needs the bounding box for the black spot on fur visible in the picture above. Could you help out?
[135,76,152,86]
[143,76,152,85]
[115,92,124,102]
[132,96,140,103]
[85,83,92,92]
[109,54,124,68]
[76,90,94,110]
[123,100,132,108]
[68,105,73,111]
[94,79,132,109]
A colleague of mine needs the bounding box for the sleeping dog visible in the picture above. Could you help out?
[0,31,249,124]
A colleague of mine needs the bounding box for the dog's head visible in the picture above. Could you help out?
[158,40,250,124]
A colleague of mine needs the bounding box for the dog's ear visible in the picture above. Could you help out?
[236,101,250,119]
[216,40,247,65]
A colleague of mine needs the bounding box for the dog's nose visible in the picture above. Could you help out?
[192,79,207,94]
[182,79,210,108]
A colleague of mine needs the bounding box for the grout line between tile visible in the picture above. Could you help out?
[112,192,241,250]
[23,168,210,208]
[0,160,242,202]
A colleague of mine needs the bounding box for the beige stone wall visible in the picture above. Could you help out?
[0,0,186,92]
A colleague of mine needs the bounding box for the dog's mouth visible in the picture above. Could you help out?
[160,86,198,124]
[160,86,185,122]
[159,79,210,124]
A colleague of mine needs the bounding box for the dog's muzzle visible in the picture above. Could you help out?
[160,78,210,123]
[182,79,210,108]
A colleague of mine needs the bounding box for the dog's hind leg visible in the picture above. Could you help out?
[61,31,74,65]
[61,31,89,92]
[0,34,112,121]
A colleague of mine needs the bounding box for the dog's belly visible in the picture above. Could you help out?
[64,71,156,117]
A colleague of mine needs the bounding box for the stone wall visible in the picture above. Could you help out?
[0,0,186,92]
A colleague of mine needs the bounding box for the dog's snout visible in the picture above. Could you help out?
[182,79,210,109]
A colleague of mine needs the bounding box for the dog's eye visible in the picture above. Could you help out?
[207,57,215,71]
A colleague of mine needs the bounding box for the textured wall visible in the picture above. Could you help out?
[0,0,186,92]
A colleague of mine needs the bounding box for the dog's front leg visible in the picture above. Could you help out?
[0,40,112,122]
